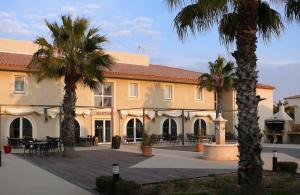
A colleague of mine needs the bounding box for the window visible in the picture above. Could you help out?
[14,75,25,93]
[194,119,207,136]
[164,85,173,100]
[126,118,143,142]
[94,82,113,107]
[129,83,138,98]
[10,117,33,138]
[196,87,203,100]
[162,118,177,140]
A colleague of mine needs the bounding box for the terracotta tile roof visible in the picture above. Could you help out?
[104,63,201,84]
[0,51,275,89]
[284,94,300,100]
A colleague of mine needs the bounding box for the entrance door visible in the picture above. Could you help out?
[95,120,111,143]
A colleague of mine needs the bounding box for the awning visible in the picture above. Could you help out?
[47,107,92,118]
[119,110,156,120]
[157,110,188,118]
[0,106,92,119]
[0,106,44,116]
[187,111,216,120]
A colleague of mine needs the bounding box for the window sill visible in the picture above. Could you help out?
[13,91,25,95]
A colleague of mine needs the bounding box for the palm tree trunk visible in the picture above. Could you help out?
[216,89,223,117]
[62,75,77,157]
[233,0,264,194]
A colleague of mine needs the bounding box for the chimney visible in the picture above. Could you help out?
[279,103,285,113]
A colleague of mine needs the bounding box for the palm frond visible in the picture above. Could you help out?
[30,14,115,87]
[199,56,235,92]
[257,1,284,42]
[165,0,197,10]
[74,17,88,37]
[172,0,229,40]
[219,12,237,46]
[286,0,300,22]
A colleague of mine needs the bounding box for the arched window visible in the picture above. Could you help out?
[10,117,33,138]
[194,119,207,136]
[162,118,177,140]
[126,118,143,142]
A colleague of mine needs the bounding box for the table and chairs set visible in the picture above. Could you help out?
[8,137,61,157]
[75,135,96,147]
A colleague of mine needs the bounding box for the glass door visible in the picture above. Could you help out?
[105,120,111,143]
[95,120,111,143]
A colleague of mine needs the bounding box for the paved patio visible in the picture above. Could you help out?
[4,143,300,194]
[17,148,235,192]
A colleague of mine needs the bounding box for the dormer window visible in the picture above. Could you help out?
[129,83,138,98]
[195,86,203,101]
[14,75,25,94]
[164,85,173,100]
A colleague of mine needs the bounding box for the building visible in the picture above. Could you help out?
[284,94,300,124]
[0,38,274,146]
[284,94,300,143]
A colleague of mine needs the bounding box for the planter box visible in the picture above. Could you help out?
[196,143,204,152]
[142,146,152,157]
[4,145,11,154]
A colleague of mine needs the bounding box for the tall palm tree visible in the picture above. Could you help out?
[30,15,114,157]
[200,56,235,117]
[165,0,284,192]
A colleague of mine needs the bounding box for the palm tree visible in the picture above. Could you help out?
[200,56,235,117]
[165,0,284,192]
[30,15,114,157]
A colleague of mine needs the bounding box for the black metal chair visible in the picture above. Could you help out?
[22,140,35,156]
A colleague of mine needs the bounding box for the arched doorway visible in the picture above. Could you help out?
[126,118,143,142]
[162,118,177,140]
[194,119,207,137]
[10,117,33,138]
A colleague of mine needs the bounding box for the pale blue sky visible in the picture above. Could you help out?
[1,0,300,101]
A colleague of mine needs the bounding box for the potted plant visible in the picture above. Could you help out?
[112,135,121,149]
[4,144,12,154]
[140,130,152,157]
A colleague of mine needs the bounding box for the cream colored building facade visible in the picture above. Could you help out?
[0,39,274,146]
[223,87,274,136]
[284,95,300,124]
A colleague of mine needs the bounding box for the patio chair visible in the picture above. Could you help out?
[22,140,35,156]
[150,134,159,145]
[87,135,93,147]
[124,136,134,144]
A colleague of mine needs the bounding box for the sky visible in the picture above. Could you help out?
[1,0,300,102]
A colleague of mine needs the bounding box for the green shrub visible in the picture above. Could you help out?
[96,176,114,194]
[277,161,298,174]
[115,180,141,195]
[96,176,141,195]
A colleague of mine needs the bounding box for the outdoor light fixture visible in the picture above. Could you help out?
[273,150,278,172]
[112,163,120,182]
